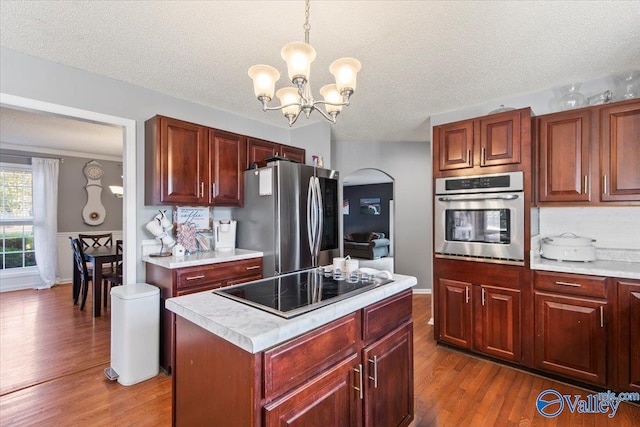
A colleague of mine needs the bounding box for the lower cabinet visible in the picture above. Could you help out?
[616,279,640,392]
[435,260,522,364]
[174,289,414,426]
[146,257,263,374]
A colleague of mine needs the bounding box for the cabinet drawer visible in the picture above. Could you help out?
[263,312,359,400]
[363,289,412,343]
[176,258,262,291]
[534,271,607,299]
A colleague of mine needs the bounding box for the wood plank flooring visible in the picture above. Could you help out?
[0,284,638,426]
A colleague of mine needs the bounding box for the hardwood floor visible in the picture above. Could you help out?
[0,285,638,426]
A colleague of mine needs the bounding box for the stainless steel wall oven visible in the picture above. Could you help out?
[434,171,525,265]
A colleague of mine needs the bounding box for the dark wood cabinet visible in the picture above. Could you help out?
[433,108,529,176]
[173,289,413,426]
[146,257,263,374]
[537,110,592,202]
[533,271,609,387]
[434,260,523,364]
[145,115,247,206]
[247,137,306,167]
[600,101,640,202]
[535,99,640,205]
[616,279,640,392]
[145,116,208,205]
[209,129,246,206]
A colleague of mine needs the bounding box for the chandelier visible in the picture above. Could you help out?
[248,0,361,126]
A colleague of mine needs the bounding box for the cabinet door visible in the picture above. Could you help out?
[363,322,413,427]
[158,116,208,204]
[538,110,591,202]
[437,278,472,349]
[600,101,640,202]
[435,120,474,171]
[479,109,521,167]
[617,280,640,392]
[535,292,607,386]
[478,285,521,363]
[247,137,277,168]
[280,144,306,164]
[210,130,246,206]
[264,353,362,427]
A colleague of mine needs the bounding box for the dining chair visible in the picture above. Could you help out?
[69,238,92,310]
[78,233,115,273]
[102,239,123,307]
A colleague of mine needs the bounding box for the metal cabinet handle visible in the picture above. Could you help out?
[481,147,486,165]
[368,356,378,388]
[465,286,470,304]
[584,175,588,195]
[600,306,604,328]
[481,288,486,306]
[245,265,261,270]
[354,364,363,400]
[467,149,472,166]
[200,182,204,198]
[186,275,206,281]
[603,175,608,194]
[554,281,581,288]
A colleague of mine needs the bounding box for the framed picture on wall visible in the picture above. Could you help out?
[360,198,381,215]
[343,199,350,215]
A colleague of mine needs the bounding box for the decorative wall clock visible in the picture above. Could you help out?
[82,160,106,225]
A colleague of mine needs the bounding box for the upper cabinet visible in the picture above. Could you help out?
[145,116,246,206]
[536,99,640,205]
[247,137,306,168]
[433,108,530,176]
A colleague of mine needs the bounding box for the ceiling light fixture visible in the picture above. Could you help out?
[248,0,361,126]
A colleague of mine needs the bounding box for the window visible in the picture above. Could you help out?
[0,163,36,270]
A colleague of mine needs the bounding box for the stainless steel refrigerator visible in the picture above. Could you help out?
[235,160,340,277]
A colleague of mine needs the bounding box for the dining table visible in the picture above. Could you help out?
[73,245,122,317]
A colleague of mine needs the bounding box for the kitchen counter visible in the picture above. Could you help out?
[142,248,262,269]
[166,272,417,353]
[531,256,640,280]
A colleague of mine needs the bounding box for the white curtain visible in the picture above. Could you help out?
[32,158,60,289]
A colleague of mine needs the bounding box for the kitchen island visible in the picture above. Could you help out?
[166,271,417,426]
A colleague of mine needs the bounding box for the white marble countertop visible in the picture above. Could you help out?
[142,248,263,269]
[166,273,417,354]
[531,256,640,280]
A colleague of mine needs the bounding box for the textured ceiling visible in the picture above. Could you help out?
[1,0,640,154]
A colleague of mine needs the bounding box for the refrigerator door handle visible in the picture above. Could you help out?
[307,176,315,255]
[314,177,323,256]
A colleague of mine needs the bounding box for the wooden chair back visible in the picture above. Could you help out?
[69,237,91,310]
[78,233,113,249]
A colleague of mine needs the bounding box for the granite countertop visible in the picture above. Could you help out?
[142,248,263,269]
[165,273,417,354]
[530,256,640,280]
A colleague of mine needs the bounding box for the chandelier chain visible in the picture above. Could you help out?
[303,0,311,44]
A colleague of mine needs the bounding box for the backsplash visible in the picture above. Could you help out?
[538,207,640,251]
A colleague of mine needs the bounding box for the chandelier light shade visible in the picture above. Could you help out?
[248,0,360,126]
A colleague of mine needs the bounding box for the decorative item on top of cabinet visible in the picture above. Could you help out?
[247,137,306,167]
[144,115,246,206]
[433,107,530,176]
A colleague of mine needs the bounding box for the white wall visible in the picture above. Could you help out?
[333,140,432,291]
[0,47,332,283]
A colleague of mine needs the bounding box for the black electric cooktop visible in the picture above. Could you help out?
[213,268,393,319]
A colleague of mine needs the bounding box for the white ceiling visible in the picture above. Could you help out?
[1,1,639,156]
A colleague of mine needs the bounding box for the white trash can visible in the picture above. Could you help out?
[106,283,160,386]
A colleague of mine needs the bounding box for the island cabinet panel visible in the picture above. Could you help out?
[433,108,530,176]
[537,110,592,203]
[600,101,640,202]
[146,257,263,375]
[263,353,362,427]
[173,290,413,426]
[363,322,413,427]
[263,312,360,400]
[616,279,640,392]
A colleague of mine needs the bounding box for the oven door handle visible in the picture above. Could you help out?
[437,194,519,202]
